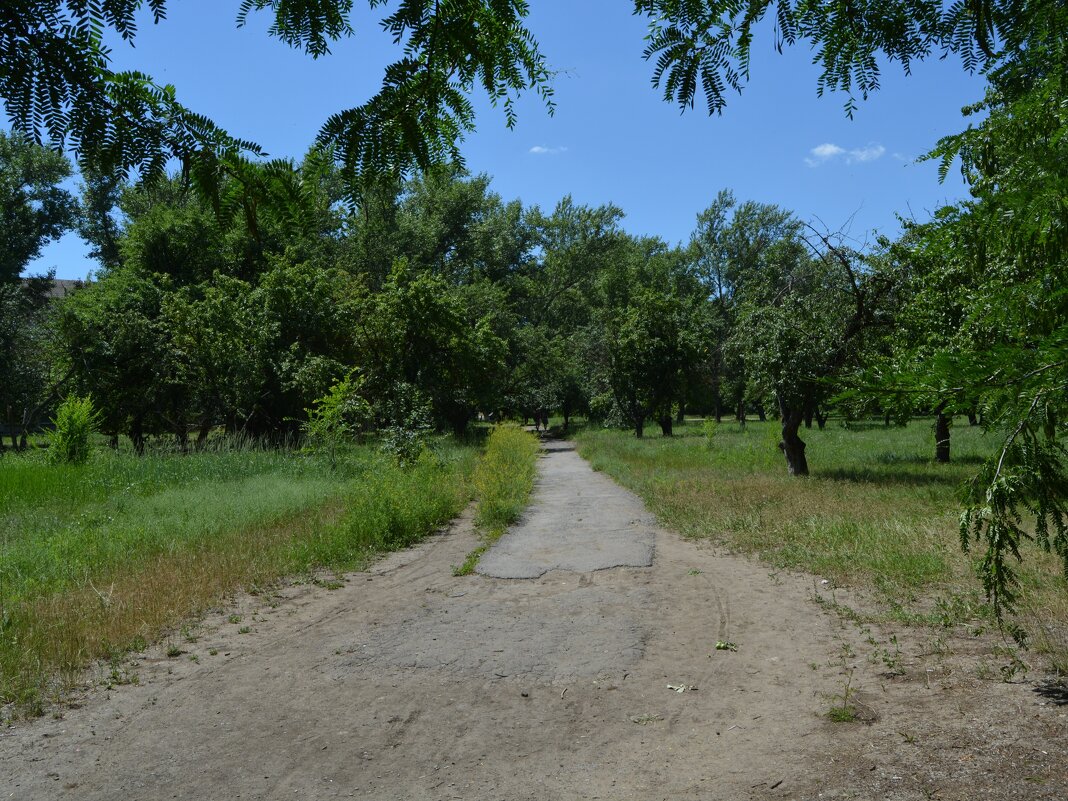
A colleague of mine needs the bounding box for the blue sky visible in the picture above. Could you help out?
[23,1,987,280]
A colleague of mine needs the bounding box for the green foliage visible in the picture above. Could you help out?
[0,2,550,194]
[378,383,433,465]
[46,395,101,465]
[303,374,372,468]
[0,130,77,283]
[876,4,1068,617]
[636,1,1029,117]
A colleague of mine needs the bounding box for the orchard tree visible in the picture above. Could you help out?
[590,237,704,438]
[353,266,508,436]
[54,268,168,452]
[730,220,893,475]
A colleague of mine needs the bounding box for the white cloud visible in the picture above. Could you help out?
[848,144,885,163]
[529,145,568,155]
[805,141,886,167]
[812,143,845,159]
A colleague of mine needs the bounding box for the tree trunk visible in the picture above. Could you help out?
[451,416,468,438]
[756,404,767,422]
[803,405,814,429]
[934,411,951,463]
[195,422,211,450]
[675,403,685,424]
[778,401,809,476]
[815,408,827,430]
[736,399,746,428]
[659,415,673,437]
[884,412,892,427]
[634,415,645,439]
[130,417,145,456]
[967,409,978,426]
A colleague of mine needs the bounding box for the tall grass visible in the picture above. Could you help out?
[473,425,541,539]
[577,419,1068,669]
[454,425,540,575]
[0,438,476,712]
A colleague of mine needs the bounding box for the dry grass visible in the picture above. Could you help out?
[18,502,344,709]
[1,440,477,713]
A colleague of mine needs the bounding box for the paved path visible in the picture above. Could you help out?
[478,440,654,579]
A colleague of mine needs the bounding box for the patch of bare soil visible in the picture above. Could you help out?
[1,442,1065,800]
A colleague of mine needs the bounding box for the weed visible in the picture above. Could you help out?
[879,635,905,675]
[473,425,540,540]
[46,395,101,466]
[688,568,703,576]
[826,670,858,723]
[238,626,251,635]
[227,615,242,625]
[165,644,182,658]
[453,546,488,577]
[208,648,218,656]
[454,426,539,575]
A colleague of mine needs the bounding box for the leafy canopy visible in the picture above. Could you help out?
[1,1,552,190]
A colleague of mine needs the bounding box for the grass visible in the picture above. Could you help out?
[1,437,477,713]
[453,425,540,575]
[576,418,1068,670]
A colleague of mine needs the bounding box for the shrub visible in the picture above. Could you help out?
[702,418,718,448]
[303,374,372,469]
[46,395,101,465]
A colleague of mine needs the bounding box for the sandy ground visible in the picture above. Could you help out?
[2,440,1067,800]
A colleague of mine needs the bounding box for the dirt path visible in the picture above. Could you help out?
[3,440,1066,800]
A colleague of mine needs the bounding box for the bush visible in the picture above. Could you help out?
[303,374,372,469]
[702,418,718,448]
[46,395,101,465]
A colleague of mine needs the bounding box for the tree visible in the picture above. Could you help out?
[0,277,58,450]
[588,237,704,438]
[54,268,168,453]
[729,217,893,475]
[0,130,77,283]
[0,131,77,447]
[353,266,508,436]
[883,6,1068,617]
